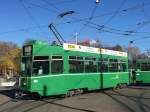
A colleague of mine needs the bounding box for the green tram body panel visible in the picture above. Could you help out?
[20,40,129,96]
[21,74,100,96]
[103,72,129,88]
[136,59,150,83]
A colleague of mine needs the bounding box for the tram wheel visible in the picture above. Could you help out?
[65,90,76,97]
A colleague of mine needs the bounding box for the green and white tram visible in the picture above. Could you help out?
[20,40,129,96]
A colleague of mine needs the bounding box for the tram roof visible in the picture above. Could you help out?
[24,40,128,58]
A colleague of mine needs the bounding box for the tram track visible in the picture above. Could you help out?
[2,88,94,112]
[0,100,36,112]
[0,98,58,112]
[128,86,150,90]
[103,91,136,112]
[137,92,148,112]
[0,99,12,107]
[104,89,150,112]
[106,90,150,99]
[1,86,150,112]
[0,95,96,112]
[113,90,150,111]
[41,99,96,112]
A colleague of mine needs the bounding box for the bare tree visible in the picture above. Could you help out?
[127,46,141,69]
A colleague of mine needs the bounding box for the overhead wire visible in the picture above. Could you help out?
[53,0,150,38]
[88,21,150,35]
[124,2,150,41]
[53,0,80,5]
[42,0,68,44]
[1,2,150,38]
[121,0,150,35]
[62,17,150,37]
[73,19,150,41]
[129,36,150,44]
[20,0,58,13]
[20,0,150,29]
[2,0,150,44]
[42,0,85,44]
[0,25,47,36]
[138,1,150,29]
[19,0,46,37]
[0,0,74,36]
[42,0,62,13]
[98,0,127,32]
[78,2,99,34]
[59,1,150,27]
[35,0,99,37]
[1,17,150,39]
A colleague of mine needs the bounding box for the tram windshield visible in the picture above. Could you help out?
[21,57,32,76]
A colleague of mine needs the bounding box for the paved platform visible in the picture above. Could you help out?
[0,86,150,112]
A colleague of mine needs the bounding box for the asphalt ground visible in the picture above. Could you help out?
[0,86,150,112]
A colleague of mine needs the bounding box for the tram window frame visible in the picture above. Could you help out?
[32,56,50,76]
[51,55,63,74]
[69,56,84,73]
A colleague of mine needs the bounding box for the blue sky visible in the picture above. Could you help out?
[0,0,150,52]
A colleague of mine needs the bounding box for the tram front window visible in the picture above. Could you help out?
[21,57,32,76]
[32,56,49,75]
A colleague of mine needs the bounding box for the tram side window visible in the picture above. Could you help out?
[141,63,150,71]
[32,56,49,75]
[85,61,97,73]
[98,59,109,72]
[147,64,150,71]
[141,63,146,71]
[69,56,84,73]
[137,63,140,69]
[108,59,118,72]
[51,56,63,74]
[118,61,127,72]
[85,57,97,73]
[69,61,84,73]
